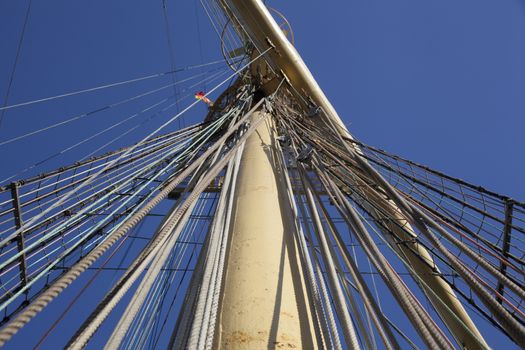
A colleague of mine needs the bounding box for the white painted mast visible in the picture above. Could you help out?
[217,1,487,348]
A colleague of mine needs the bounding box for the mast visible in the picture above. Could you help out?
[214,106,318,348]
[218,1,488,348]
[1,2,523,348]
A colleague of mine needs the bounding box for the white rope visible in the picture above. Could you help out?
[65,97,269,349]
[187,149,235,349]
[295,194,342,350]
[0,59,227,112]
[105,110,240,348]
[0,49,271,252]
[204,142,243,349]
[273,137,334,349]
[104,198,198,350]
[323,176,452,349]
[0,68,224,150]
[0,111,233,307]
[300,171,361,350]
[67,120,254,349]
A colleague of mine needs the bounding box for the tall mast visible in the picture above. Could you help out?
[214,105,318,348]
[1,2,523,348]
[218,1,487,348]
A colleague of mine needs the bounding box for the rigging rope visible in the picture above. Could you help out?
[0,0,32,128]
[65,99,268,349]
[0,48,272,252]
[0,59,228,112]
[0,67,227,149]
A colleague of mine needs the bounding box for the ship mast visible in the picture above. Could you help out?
[216,1,487,348]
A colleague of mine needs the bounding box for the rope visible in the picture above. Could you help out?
[0,96,266,347]
[275,139,337,349]
[0,67,225,148]
[295,193,342,350]
[0,59,227,112]
[312,181,401,350]
[320,102,525,346]
[103,195,198,349]
[0,133,198,310]
[186,147,237,349]
[204,144,243,349]
[0,0,32,127]
[1,49,271,252]
[299,166,361,350]
[105,102,249,349]
[32,232,130,349]
[66,100,269,349]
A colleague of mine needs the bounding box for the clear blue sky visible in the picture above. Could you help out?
[0,0,524,348]
[276,0,525,201]
[2,0,524,199]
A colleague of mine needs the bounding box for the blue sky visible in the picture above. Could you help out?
[276,0,525,201]
[1,0,524,199]
[0,0,524,348]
